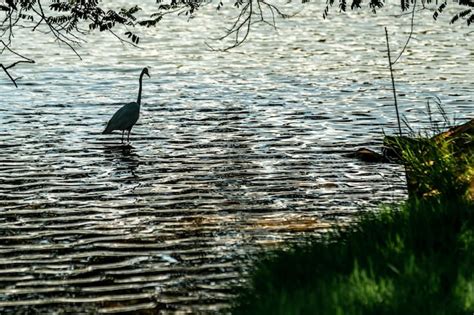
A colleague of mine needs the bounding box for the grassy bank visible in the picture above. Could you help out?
[233,131,473,315]
[233,198,473,315]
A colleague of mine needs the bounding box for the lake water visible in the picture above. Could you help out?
[0,2,472,313]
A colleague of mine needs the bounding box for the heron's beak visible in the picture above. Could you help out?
[146,73,150,78]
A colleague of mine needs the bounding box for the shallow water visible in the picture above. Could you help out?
[0,2,472,313]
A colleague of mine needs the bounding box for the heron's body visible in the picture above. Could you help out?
[103,67,150,143]
[103,102,140,133]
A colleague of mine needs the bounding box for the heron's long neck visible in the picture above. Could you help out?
[137,72,144,105]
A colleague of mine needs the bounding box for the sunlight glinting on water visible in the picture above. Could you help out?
[0,1,472,313]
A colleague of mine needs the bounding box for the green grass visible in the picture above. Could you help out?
[232,136,474,315]
[396,132,473,199]
[232,198,474,315]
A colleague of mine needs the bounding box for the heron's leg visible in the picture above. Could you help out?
[127,129,131,143]
[121,130,124,143]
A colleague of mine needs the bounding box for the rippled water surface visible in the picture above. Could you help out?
[0,2,472,313]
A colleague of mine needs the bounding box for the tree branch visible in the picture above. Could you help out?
[0,40,35,88]
[207,0,290,51]
[392,0,417,65]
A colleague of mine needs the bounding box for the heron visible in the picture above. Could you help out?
[102,67,150,143]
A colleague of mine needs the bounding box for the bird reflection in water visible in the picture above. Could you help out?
[103,144,141,180]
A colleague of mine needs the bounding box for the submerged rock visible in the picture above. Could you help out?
[345,148,389,163]
[346,118,473,200]
[348,118,474,164]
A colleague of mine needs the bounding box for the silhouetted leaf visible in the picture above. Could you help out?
[19,13,34,21]
[369,0,384,13]
[459,0,474,7]
[323,5,329,19]
[138,15,162,27]
[339,0,347,12]
[460,8,472,18]
[433,1,447,21]
[351,0,362,9]
[124,31,140,44]
[50,2,71,12]
[234,0,244,8]
[468,14,474,25]
[450,9,472,24]
[401,0,409,11]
